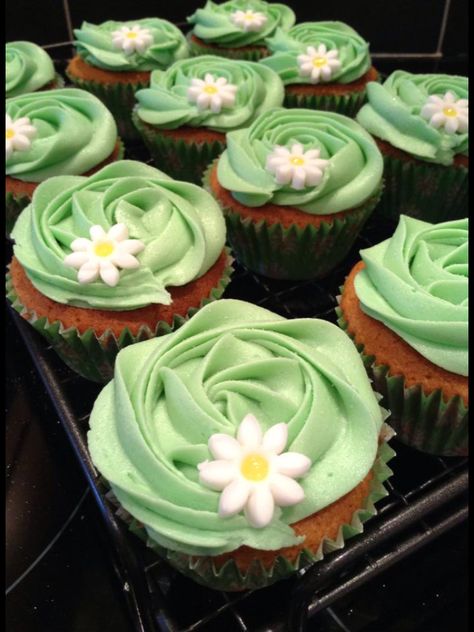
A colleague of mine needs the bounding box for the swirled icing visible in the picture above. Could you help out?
[6,88,117,183]
[356,70,468,165]
[354,215,468,375]
[216,107,383,213]
[88,299,384,555]
[74,18,189,71]
[6,41,56,97]
[135,55,284,131]
[11,160,226,310]
[188,0,295,47]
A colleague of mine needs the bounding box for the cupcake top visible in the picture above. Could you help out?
[216,107,383,214]
[261,21,372,85]
[354,215,468,376]
[6,41,56,98]
[135,55,284,132]
[73,18,189,72]
[357,70,469,166]
[11,160,226,311]
[6,88,118,183]
[187,0,295,48]
[88,298,384,556]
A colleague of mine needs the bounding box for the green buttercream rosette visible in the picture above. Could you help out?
[6,41,56,97]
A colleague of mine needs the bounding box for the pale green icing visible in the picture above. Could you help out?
[188,0,295,47]
[11,160,226,311]
[135,55,284,131]
[357,70,468,165]
[6,88,117,183]
[6,41,56,98]
[217,107,383,214]
[354,215,468,376]
[88,299,384,556]
[261,21,371,85]
[74,19,189,71]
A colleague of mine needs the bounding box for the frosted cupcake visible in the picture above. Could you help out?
[66,18,189,139]
[7,160,232,382]
[88,299,394,591]
[260,21,378,116]
[187,0,295,61]
[6,41,64,97]
[357,70,468,223]
[133,55,284,183]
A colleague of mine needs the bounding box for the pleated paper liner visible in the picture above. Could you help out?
[373,149,468,224]
[203,162,383,280]
[187,33,269,61]
[283,88,368,118]
[6,252,233,383]
[65,70,149,141]
[336,305,468,457]
[133,111,226,185]
[104,424,394,592]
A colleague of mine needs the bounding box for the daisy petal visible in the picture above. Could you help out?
[198,460,236,491]
[237,414,262,449]
[77,261,99,284]
[64,251,90,269]
[262,423,288,455]
[218,479,250,518]
[90,225,106,241]
[445,117,459,134]
[245,486,275,528]
[276,452,311,478]
[111,252,140,269]
[99,260,120,287]
[208,434,242,460]
[118,239,145,255]
[430,112,446,128]
[270,474,305,507]
[108,223,128,242]
[70,237,91,252]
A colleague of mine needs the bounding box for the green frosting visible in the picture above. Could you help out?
[217,107,383,213]
[74,18,189,72]
[354,215,468,376]
[261,21,371,85]
[6,88,117,183]
[188,0,295,47]
[135,55,284,131]
[88,299,384,556]
[6,41,56,98]
[11,160,226,311]
[357,70,469,165]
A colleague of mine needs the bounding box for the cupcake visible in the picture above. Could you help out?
[133,55,284,183]
[66,18,189,139]
[7,160,232,383]
[5,88,123,237]
[88,299,394,591]
[187,0,295,61]
[204,107,384,280]
[6,41,64,98]
[356,70,468,223]
[260,21,378,116]
[337,215,468,456]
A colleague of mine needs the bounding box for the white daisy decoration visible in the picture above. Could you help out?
[198,414,311,528]
[420,91,468,134]
[297,45,342,84]
[266,143,329,190]
[5,114,37,159]
[187,73,238,114]
[111,24,153,55]
[230,9,268,32]
[64,223,145,287]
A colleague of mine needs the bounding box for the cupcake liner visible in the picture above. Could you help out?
[133,111,225,184]
[203,163,383,280]
[283,88,368,118]
[6,252,233,383]
[374,150,468,223]
[336,304,468,456]
[6,191,31,239]
[49,73,65,90]
[105,425,395,591]
[187,33,269,61]
[65,70,149,140]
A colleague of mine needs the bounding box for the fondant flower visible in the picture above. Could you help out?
[5,114,37,159]
[297,45,342,84]
[266,143,329,190]
[420,91,468,134]
[111,25,153,55]
[230,9,268,32]
[198,414,311,528]
[64,223,145,287]
[187,73,238,113]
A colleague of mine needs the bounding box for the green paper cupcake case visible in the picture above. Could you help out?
[104,425,395,591]
[283,88,369,118]
[336,304,468,457]
[187,33,269,62]
[5,253,234,383]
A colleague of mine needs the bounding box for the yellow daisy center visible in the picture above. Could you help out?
[290,156,305,166]
[127,32,138,39]
[241,453,269,481]
[204,85,218,94]
[244,12,255,20]
[443,106,458,117]
[313,57,327,68]
[6,129,15,139]
[94,241,114,257]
